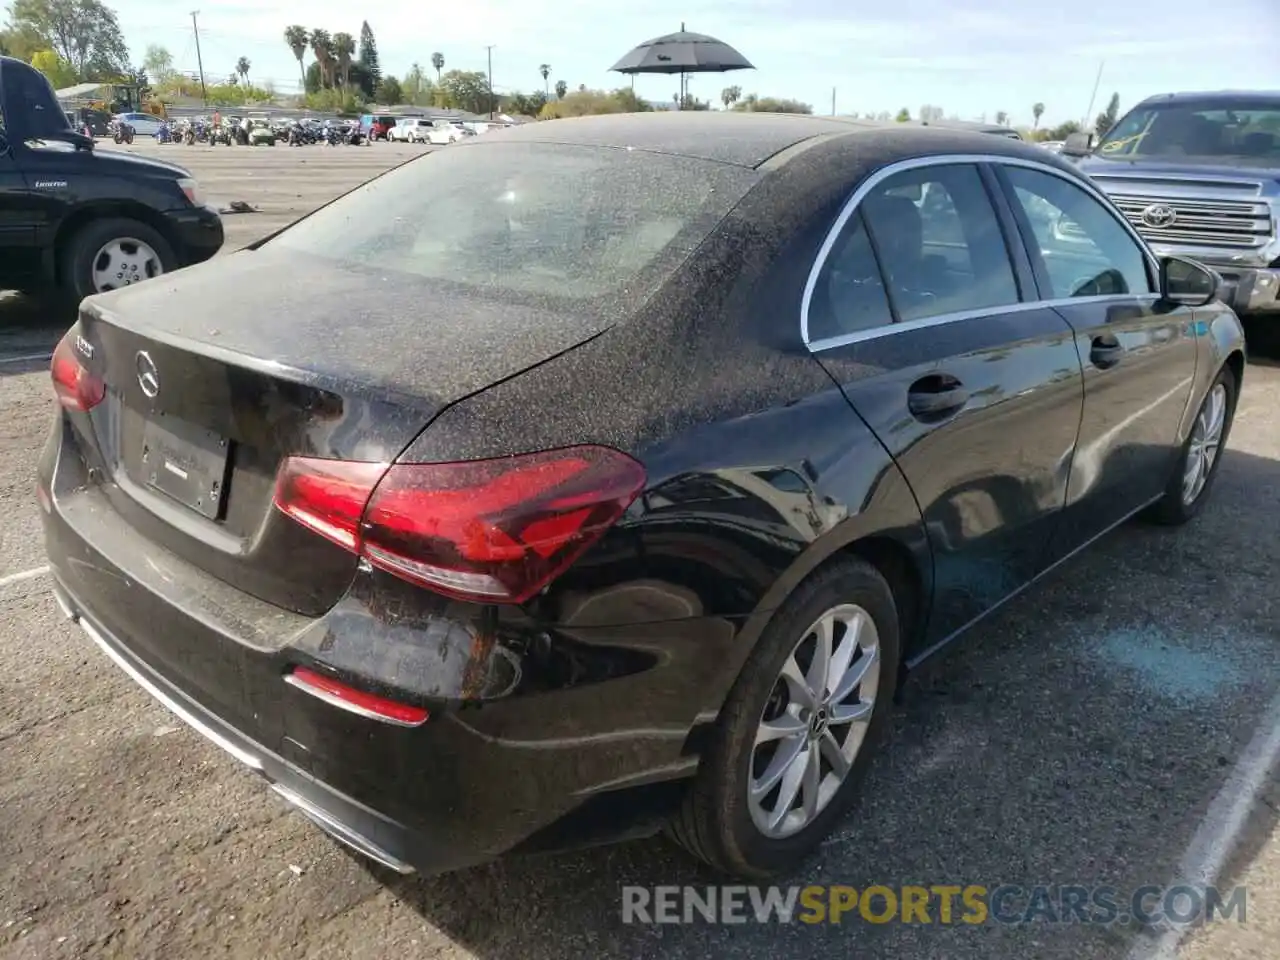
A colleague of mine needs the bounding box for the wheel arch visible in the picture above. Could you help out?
[50,202,182,286]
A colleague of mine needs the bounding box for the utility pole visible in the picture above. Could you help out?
[831,87,836,116]
[485,45,495,120]
[1082,60,1105,134]
[190,10,207,106]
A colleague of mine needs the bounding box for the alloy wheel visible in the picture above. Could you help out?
[92,238,162,293]
[748,603,880,839]
[1182,383,1228,506]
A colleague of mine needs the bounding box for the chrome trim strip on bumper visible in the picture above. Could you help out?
[65,599,265,771]
[55,583,417,875]
[270,784,415,874]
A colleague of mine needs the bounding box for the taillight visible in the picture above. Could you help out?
[51,331,105,412]
[273,446,645,603]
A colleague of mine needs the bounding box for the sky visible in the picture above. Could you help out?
[107,0,1279,126]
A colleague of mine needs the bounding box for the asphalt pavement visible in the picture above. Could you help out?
[1,140,1277,960]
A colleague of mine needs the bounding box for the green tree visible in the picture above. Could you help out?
[0,22,46,60]
[309,28,333,89]
[357,20,380,93]
[304,60,322,95]
[610,87,650,113]
[10,0,130,79]
[895,107,910,122]
[1048,119,1081,140]
[284,25,309,90]
[1032,101,1045,129]
[554,78,567,100]
[994,110,1008,126]
[142,43,174,83]
[1095,92,1120,137]
[403,62,426,103]
[30,48,75,88]
[430,51,443,84]
[332,32,355,88]
[376,75,403,105]
[720,85,741,109]
[733,94,812,115]
[506,90,547,117]
[538,62,550,97]
[439,68,489,114]
[236,56,250,85]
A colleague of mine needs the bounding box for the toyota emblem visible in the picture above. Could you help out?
[135,350,160,398]
[1141,203,1178,229]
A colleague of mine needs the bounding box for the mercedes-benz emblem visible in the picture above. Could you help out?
[1141,203,1178,229]
[135,350,160,399]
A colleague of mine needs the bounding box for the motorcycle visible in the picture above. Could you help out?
[111,120,135,144]
[154,122,176,144]
[183,125,196,145]
[233,122,249,146]
[209,123,232,146]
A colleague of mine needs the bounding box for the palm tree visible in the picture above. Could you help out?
[721,85,741,109]
[431,52,444,84]
[554,79,567,100]
[236,56,251,86]
[1032,102,1045,129]
[284,26,309,90]
[539,63,550,97]
[332,32,355,88]
[310,28,333,88]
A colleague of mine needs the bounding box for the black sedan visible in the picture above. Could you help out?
[39,112,1245,879]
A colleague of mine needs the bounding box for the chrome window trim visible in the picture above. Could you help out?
[799,152,1162,350]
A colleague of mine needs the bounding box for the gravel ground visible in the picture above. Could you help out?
[1,141,1277,960]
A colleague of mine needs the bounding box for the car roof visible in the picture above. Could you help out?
[1136,90,1280,107]
[475,111,1068,171]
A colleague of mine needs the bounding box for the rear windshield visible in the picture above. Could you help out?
[268,141,755,301]
[1096,100,1280,163]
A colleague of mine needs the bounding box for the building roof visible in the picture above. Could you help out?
[55,82,111,100]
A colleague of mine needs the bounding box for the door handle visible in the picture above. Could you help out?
[1090,337,1124,369]
[907,375,968,419]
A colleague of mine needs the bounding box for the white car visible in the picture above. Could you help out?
[426,121,471,145]
[390,118,434,143]
[114,112,165,136]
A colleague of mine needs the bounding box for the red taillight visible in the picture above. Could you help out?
[273,446,645,604]
[286,666,429,726]
[51,331,105,412]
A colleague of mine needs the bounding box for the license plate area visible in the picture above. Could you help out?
[139,414,231,520]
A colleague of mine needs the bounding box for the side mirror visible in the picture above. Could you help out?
[1061,132,1093,157]
[1160,256,1219,307]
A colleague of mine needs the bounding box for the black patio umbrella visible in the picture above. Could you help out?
[610,24,754,108]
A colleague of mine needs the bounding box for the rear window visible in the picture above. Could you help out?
[268,141,756,301]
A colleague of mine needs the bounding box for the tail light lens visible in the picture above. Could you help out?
[51,331,105,412]
[273,446,646,603]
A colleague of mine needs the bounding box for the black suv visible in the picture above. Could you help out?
[0,57,224,301]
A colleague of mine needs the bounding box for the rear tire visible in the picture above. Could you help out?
[668,558,900,878]
[1149,363,1237,526]
[59,217,177,302]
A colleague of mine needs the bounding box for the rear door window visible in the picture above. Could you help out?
[859,164,1020,322]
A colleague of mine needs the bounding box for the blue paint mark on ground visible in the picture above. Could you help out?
[1095,627,1246,700]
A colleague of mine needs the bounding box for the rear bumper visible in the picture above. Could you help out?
[37,415,720,874]
[51,578,417,875]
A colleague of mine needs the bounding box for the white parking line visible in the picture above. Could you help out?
[0,352,53,366]
[0,565,50,588]
[1126,689,1280,960]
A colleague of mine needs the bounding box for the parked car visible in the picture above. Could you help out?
[0,56,223,300]
[1063,90,1280,325]
[426,119,470,144]
[112,111,165,137]
[1039,140,1065,153]
[390,118,433,143]
[360,114,400,141]
[41,112,1243,880]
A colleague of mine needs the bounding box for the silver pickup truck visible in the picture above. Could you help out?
[1062,90,1279,321]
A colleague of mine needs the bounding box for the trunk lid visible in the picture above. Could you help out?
[72,247,613,616]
